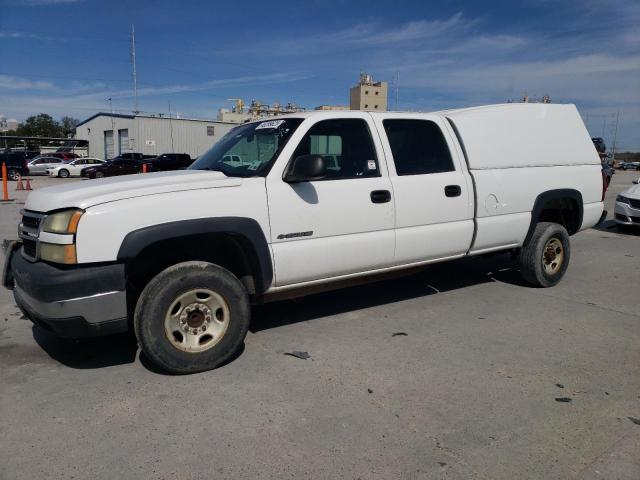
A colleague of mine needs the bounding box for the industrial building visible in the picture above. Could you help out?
[217,98,305,124]
[349,73,388,111]
[75,113,237,159]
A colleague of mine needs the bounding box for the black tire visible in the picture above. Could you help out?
[7,168,20,181]
[134,261,250,374]
[95,171,104,178]
[58,169,70,178]
[519,222,571,287]
[616,224,634,233]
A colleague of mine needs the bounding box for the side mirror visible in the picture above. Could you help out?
[284,154,326,183]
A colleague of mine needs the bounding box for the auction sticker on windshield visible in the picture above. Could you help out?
[255,120,285,130]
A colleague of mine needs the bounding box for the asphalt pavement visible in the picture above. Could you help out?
[1,171,639,479]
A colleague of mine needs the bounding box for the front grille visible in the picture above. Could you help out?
[19,210,46,261]
[629,198,640,209]
[22,214,41,230]
[23,238,37,258]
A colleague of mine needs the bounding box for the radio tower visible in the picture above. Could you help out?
[131,24,139,114]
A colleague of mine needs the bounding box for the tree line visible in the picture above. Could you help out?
[3,113,80,139]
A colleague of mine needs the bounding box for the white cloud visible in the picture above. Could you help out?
[0,31,28,38]
[20,0,82,5]
[0,75,53,90]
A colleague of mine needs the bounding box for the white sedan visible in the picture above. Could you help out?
[48,158,105,178]
[614,183,640,228]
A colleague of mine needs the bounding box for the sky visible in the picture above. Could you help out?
[0,0,638,150]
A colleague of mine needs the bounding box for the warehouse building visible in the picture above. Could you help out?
[75,113,238,159]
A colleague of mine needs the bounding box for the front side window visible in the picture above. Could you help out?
[383,119,454,175]
[190,118,303,177]
[291,119,379,180]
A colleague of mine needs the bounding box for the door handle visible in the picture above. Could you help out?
[444,185,461,197]
[370,190,391,203]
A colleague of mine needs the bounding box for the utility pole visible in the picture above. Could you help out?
[168,101,175,152]
[611,110,620,161]
[107,97,115,158]
[131,24,139,114]
[395,71,399,110]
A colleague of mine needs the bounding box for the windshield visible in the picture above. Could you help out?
[189,118,303,177]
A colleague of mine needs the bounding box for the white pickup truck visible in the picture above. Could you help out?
[2,104,606,373]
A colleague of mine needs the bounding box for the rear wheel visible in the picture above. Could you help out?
[7,169,20,181]
[519,222,570,287]
[58,169,70,178]
[134,261,250,374]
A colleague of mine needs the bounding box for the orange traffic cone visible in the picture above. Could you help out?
[16,175,24,191]
[25,179,32,191]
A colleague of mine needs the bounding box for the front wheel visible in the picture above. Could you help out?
[95,171,104,178]
[519,222,571,287]
[7,169,20,181]
[134,261,250,374]
[58,169,70,178]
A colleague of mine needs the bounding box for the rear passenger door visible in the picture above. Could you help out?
[266,115,395,286]
[373,115,474,265]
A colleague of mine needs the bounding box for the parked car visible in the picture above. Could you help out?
[113,152,155,161]
[81,158,145,178]
[40,152,78,161]
[146,153,193,172]
[3,104,606,374]
[48,158,105,178]
[614,184,640,228]
[27,156,67,175]
[618,161,640,171]
[0,151,30,180]
[601,161,615,188]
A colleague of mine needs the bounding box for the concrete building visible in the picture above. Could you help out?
[315,105,350,111]
[349,73,388,111]
[217,108,252,124]
[0,114,19,132]
[75,113,237,159]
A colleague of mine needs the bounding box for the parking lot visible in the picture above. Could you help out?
[1,172,638,479]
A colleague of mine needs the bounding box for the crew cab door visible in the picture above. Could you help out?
[266,114,395,286]
[372,114,474,265]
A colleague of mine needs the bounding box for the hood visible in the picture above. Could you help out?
[621,183,640,199]
[25,170,242,212]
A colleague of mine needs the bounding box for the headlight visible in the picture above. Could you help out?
[39,209,83,264]
[42,209,83,234]
[40,243,77,264]
[616,195,630,205]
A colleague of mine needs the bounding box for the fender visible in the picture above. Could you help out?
[524,189,583,244]
[117,217,273,293]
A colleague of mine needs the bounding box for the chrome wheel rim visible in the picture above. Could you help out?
[542,237,564,275]
[164,288,230,353]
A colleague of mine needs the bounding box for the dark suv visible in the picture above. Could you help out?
[81,158,146,178]
[147,153,192,172]
[0,151,35,180]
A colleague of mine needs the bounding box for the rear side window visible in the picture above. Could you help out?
[292,119,379,180]
[383,119,454,175]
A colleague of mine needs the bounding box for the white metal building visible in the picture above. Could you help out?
[75,113,238,159]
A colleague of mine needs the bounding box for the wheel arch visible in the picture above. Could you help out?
[117,217,273,297]
[524,189,583,244]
